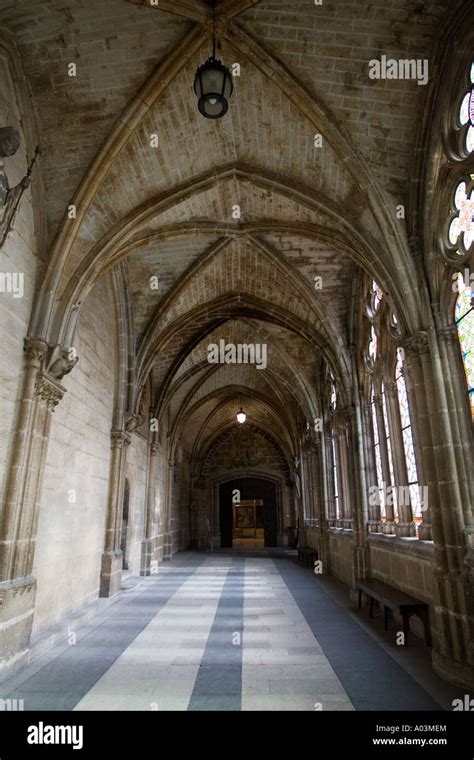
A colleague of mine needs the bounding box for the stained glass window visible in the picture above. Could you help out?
[396,349,421,519]
[371,385,385,517]
[458,62,474,153]
[448,180,474,253]
[455,275,474,411]
[368,325,378,363]
[371,279,383,312]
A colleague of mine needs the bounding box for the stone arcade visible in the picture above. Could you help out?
[0,0,472,711]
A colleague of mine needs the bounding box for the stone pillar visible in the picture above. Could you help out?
[100,429,130,597]
[141,441,158,576]
[163,459,176,560]
[436,321,473,527]
[0,338,76,678]
[374,391,396,533]
[404,329,474,687]
[308,442,321,527]
[362,402,382,532]
[385,380,416,537]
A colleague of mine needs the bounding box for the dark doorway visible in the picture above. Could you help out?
[121,479,130,570]
[219,478,277,548]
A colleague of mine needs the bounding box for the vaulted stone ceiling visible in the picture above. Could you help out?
[0,0,451,461]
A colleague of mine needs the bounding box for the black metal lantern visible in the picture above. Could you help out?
[194,56,233,119]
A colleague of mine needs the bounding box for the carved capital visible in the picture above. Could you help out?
[402,330,430,357]
[111,429,131,450]
[34,374,65,411]
[385,380,398,399]
[24,337,48,367]
[438,323,458,344]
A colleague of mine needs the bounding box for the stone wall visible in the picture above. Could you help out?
[327,531,354,588]
[0,46,38,509]
[32,276,116,633]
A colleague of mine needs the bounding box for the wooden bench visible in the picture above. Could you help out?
[356,577,431,647]
[297,546,318,567]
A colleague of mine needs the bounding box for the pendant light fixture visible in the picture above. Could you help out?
[236,407,246,424]
[193,2,233,119]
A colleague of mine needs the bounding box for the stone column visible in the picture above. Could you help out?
[100,429,130,597]
[385,380,416,537]
[374,392,396,533]
[404,328,474,687]
[163,458,176,560]
[436,322,473,527]
[140,441,158,576]
[308,442,321,527]
[0,338,76,678]
[362,402,382,532]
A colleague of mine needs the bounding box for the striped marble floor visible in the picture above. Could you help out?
[0,552,453,711]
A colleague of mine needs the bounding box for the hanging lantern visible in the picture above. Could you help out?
[236,407,246,424]
[194,56,233,119]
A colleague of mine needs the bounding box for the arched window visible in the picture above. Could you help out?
[447,178,474,256]
[371,279,383,313]
[395,349,422,522]
[368,325,378,364]
[455,275,474,411]
[457,61,474,154]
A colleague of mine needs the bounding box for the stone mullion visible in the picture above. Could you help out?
[300,450,311,522]
[385,380,416,537]
[306,448,317,522]
[343,409,360,534]
[348,400,371,581]
[362,402,381,531]
[309,444,321,526]
[336,418,352,530]
[334,428,345,528]
[374,394,396,531]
